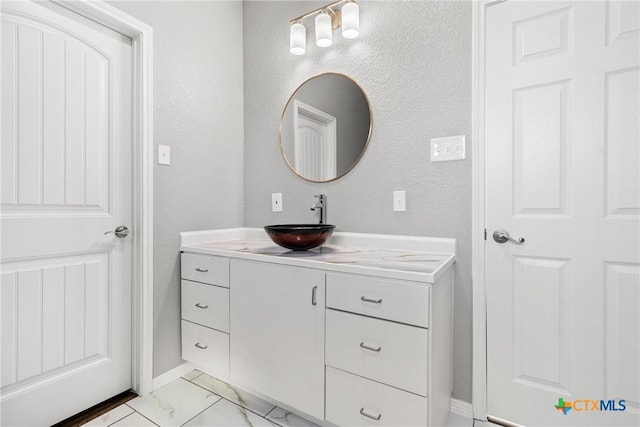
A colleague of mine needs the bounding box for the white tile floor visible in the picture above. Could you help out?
[81,369,478,427]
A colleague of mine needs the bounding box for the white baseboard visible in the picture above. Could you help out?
[450,398,474,418]
[151,362,195,391]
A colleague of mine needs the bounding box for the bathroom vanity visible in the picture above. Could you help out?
[180,228,455,427]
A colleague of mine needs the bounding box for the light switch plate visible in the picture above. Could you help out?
[272,193,283,212]
[158,144,171,165]
[430,135,465,162]
[393,190,406,212]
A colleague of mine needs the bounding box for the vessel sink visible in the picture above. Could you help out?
[264,224,336,251]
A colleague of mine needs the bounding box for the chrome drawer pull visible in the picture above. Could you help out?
[361,296,382,304]
[195,268,209,273]
[360,342,382,352]
[195,342,208,350]
[195,303,209,309]
[360,408,382,421]
[312,286,318,306]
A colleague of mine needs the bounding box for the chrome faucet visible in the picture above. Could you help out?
[310,194,326,224]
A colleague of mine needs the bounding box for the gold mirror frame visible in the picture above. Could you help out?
[279,72,373,183]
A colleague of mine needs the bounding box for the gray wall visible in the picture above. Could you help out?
[108,1,245,377]
[243,0,472,402]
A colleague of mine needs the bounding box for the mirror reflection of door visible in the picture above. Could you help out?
[280,73,371,183]
[293,100,337,181]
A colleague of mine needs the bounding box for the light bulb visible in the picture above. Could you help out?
[342,1,359,39]
[315,12,332,47]
[290,22,306,55]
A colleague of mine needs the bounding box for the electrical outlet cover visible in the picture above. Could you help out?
[272,193,283,212]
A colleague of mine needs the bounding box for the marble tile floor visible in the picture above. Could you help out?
[81,369,478,427]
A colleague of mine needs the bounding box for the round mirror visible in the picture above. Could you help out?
[280,73,372,182]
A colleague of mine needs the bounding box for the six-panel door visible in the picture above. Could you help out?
[486,1,639,426]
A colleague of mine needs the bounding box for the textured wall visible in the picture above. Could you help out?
[243,0,472,402]
[108,1,245,377]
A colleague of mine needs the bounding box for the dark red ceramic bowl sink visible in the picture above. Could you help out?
[264,224,336,251]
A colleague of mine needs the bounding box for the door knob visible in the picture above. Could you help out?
[493,229,524,244]
[104,226,129,238]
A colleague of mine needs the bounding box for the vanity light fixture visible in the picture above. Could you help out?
[290,22,306,55]
[289,0,359,55]
[341,1,359,39]
[315,12,333,47]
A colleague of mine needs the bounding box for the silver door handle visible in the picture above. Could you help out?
[359,408,382,421]
[361,296,382,304]
[195,342,208,350]
[195,268,209,273]
[311,286,318,306]
[492,229,524,244]
[104,225,129,238]
[195,303,208,309]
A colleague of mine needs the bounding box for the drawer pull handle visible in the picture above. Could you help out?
[360,342,382,352]
[195,268,209,273]
[195,303,209,309]
[359,408,382,421]
[361,296,382,304]
[312,286,318,306]
[195,342,208,350]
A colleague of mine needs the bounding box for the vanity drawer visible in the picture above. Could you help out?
[182,320,229,380]
[181,280,229,332]
[326,309,428,396]
[326,273,430,327]
[326,367,429,427]
[181,253,229,287]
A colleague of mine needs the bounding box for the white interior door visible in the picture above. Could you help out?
[294,100,337,181]
[485,1,639,426]
[1,1,132,425]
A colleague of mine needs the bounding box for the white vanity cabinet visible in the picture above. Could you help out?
[229,259,326,421]
[180,253,230,380]
[324,270,453,427]
[180,228,455,427]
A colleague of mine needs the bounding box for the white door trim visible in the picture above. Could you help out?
[51,0,154,396]
[471,0,489,421]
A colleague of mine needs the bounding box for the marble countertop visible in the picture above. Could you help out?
[181,229,455,283]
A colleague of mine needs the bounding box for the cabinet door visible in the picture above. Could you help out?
[230,259,325,420]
